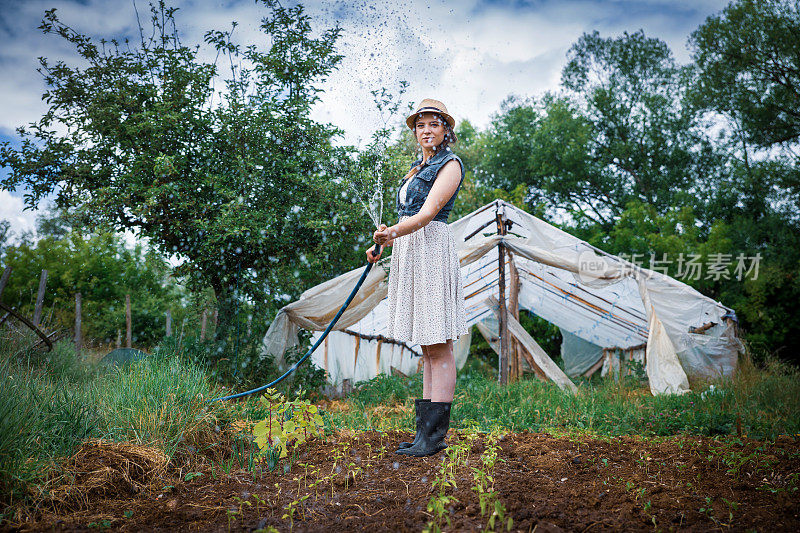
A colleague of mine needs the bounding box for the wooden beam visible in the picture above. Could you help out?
[341,328,422,357]
[376,339,382,370]
[689,321,717,334]
[508,253,522,380]
[582,356,605,378]
[200,310,207,341]
[353,336,360,372]
[391,366,409,378]
[165,309,172,337]
[33,270,48,327]
[488,295,577,394]
[496,210,509,385]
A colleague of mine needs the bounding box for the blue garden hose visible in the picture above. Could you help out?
[210,243,382,402]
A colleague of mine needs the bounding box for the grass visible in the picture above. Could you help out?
[318,355,800,440]
[96,342,222,457]
[0,329,230,506]
[2,324,799,515]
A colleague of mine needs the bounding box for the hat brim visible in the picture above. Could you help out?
[406,110,456,131]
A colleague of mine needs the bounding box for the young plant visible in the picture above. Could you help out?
[252,388,325,468]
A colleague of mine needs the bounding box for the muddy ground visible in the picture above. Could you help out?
[7,430,800,532]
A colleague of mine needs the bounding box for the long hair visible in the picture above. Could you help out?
[399,113,457,183]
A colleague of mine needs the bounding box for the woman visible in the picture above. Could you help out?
[368,98,469,457]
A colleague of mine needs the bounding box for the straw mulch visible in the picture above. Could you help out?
[44,439,168,511]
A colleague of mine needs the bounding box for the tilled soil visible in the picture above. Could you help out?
[9,430,800,532]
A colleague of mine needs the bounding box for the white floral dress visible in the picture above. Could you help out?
[386,179,469,345]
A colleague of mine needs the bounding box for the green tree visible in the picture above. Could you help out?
[562,30,725,223]
[2,228,180,347]
[687,0,800,364]
[0,0,367,352]
[688,0,800,155]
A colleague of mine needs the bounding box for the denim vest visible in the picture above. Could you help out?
[396,147,465,223]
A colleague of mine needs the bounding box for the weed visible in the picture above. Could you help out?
[282,495,309,532]
[699,496,714,519]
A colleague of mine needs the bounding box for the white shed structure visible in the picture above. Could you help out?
[261,199,743,395]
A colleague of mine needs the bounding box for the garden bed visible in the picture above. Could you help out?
[11,429,799,532]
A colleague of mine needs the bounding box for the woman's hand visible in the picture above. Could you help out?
[373,224,395,246]
[366,245,382,263]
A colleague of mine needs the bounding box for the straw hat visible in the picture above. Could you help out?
[406,98,458,142]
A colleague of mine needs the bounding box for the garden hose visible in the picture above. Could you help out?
[210,243,383,402]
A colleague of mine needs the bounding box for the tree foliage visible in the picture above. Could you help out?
[0,0,369,348]
[2,225,179,347]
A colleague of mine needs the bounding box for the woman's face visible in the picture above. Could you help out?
[415,112,446,151]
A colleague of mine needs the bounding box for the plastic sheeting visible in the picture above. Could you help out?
[261,199,743,395]
[559,328,603,377]
[309,327,472,390]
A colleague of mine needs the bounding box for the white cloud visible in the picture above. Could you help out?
[0,190,42,242]
[0,0,732,239]
[0,0,731,145]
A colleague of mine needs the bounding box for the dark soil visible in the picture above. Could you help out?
[8,430,800,532]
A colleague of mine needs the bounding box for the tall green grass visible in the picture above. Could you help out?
[96,345,221,456]
[324,357,800,440]
[0,330,229,504]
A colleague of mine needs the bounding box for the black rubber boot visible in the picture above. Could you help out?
[397,399,430,450]
[395,401,451,457]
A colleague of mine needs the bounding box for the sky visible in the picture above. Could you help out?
[0,0,731,242]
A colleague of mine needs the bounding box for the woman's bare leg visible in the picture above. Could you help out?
[426,339,456,402]
[422,346,432,399]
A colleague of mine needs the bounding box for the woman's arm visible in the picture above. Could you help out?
[374,159,462,244]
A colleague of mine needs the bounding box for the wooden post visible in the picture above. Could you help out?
[200,310,207,341]
[165,309,172,337]
[125,294,132,348]
[0,266,11,299]
[116,329,121,349]
[496,209,510,385]
[74,292,82,355]
[33,269,48,327]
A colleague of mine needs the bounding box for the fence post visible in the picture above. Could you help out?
[165,309,172,337]
[126,294,132,348]
[0,266,11,299]
[200,309,207,341]
[33,269,48,327]
[496,209,509,385]
[74,292,82,355]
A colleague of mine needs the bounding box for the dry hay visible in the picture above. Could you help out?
[46,439,168,510]
[370,402,412,417]
[319,399,351,413]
